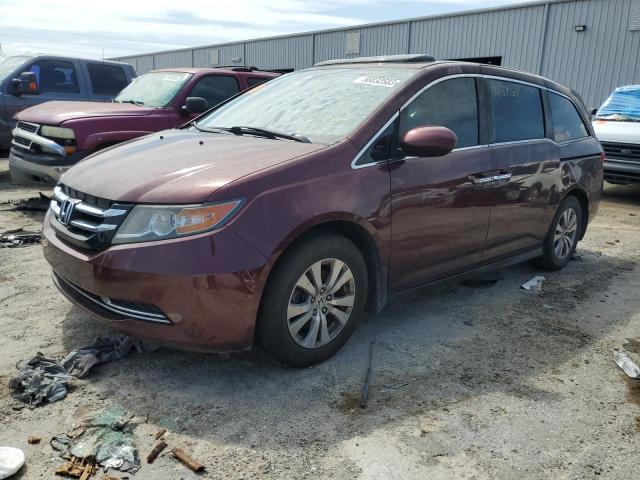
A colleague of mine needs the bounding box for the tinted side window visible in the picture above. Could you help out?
[489,79,544,143]
[549,92,589,142]
[247,77,268,87]
[190,76,240,108]
[400,78,479,148]
[87,63,128,96]
[29,60,79,94]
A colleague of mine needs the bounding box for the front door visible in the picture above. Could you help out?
[5,58,87,125]
[389,76,493,291]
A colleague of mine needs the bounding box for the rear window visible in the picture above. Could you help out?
[247,77,268,87]
[489,79,545,143]
[549,92,589,143]
[87,63,128,96]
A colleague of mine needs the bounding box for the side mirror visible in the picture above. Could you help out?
[11,72,39,96]
[181,97,208,115]
[401,126,458,157]
[589,107,598,116]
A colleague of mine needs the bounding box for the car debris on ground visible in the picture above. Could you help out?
[0,229,42,248]
[0,447,24,479]
[51,406,140,476]
[9,334,155,406]
[6,192,51,212]
[521,275,546,292]
[614,351,640,379]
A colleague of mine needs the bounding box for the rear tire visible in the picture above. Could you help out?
[534,196,583,271]
[257,234,368,367]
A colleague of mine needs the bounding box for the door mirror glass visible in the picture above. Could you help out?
[181,96,209,115]
[11,71,39,96]
[401,126,457,157]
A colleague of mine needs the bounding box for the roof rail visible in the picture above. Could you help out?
[210,65,293,74]
[315,54,435,67]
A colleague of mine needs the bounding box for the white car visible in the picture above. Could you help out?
[592,85,640,185]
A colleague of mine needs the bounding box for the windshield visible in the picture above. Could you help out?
[197,67,418,144]
[0,56,30,83]
[595,85,640,122]
[114,71,192,108]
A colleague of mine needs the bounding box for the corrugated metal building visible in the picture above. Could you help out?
[111,0,640,107]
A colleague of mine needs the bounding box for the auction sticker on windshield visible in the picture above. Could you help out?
[353,75,403,88]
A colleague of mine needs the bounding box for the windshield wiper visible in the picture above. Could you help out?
[116,99,145,105]
[225,126,311,143]
[192,123,234,134]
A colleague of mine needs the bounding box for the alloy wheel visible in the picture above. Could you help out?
[287,258,356,349]
[554,207,578,259]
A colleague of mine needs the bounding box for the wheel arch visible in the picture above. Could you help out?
[562,187,589,239]
[261,218,387,315]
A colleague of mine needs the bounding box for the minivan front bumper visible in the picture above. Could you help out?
[9,147,86,185]
[42,211,271,352]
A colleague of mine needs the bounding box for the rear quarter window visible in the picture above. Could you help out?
[549,92,589,143]
[489,79,545,143]
[87,63,129,96]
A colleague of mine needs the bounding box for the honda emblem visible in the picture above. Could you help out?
[59,199,80,225]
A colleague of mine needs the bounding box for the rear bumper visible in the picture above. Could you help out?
[42,212,272,352]
[8,147,86,185]
[603,159,640,184]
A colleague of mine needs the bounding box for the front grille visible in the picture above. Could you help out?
[50,184,133,251]
[54,272,171,324]
[16,121,39,134]
[601,142,640,163]
[13,136,30,147]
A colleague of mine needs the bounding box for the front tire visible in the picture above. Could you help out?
[535,196,583,271]
[257,234,368,367]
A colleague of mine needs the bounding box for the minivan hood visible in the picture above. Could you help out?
[61,129,326,203]
[593,119,640,143]
[15,101,154,125]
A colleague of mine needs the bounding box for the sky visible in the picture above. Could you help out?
[0,0,534,60]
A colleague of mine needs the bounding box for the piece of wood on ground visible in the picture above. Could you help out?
[154,428,167,440]
[79,463,93,480]
[147,440,167,464]
[27,436,41,444]
[55,460,85,477]
[172,447,206,472]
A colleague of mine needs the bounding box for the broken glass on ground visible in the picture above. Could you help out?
[51,406,141,474]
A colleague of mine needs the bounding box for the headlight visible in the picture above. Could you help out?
[41,126,75,139]
[112,200,243,244]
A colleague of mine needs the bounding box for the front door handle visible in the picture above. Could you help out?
[468,171,512,187]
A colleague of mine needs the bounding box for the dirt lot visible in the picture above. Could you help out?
[1,152,640,480]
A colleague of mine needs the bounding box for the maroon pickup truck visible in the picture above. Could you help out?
[9,67,278,185]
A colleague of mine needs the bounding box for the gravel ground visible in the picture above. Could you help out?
[1,152,640,479]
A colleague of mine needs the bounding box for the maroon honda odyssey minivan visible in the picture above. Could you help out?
[43,55,603,367]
